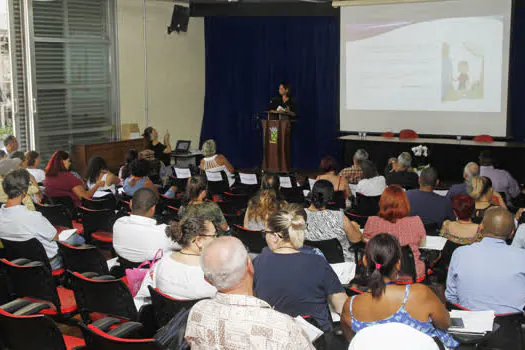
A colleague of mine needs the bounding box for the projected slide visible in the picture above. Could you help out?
[345,17,503,113]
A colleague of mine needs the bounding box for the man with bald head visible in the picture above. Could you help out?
[446,207,525,314]
[185,237,313,349]
[446,162,479,200]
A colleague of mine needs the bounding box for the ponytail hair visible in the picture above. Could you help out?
[166,216,207,247]
[365,233,402,298]
[267,207,305,249]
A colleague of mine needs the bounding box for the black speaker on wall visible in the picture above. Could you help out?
[168,5,190,34]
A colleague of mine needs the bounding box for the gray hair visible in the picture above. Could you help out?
[201,237,249,291]
[202,139,217,157]
[354,149,369,162]
[464,162,479,178]
[397,152,412,168]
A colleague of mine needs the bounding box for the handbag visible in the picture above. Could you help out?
[125,249,163,297]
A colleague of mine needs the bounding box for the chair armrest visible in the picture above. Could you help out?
[0,299,32,313]
[81,272,99,279]
[107,321,144,338]
[23,261,44,267]
[11,258,31,265]
[93,275,117,281]
[91,317,122,331]
[14,302,50,316]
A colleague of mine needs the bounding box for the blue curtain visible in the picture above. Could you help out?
[201,16,340,169]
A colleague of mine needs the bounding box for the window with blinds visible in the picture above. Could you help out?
[9,0,118,165]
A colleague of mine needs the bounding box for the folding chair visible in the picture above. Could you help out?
[148,286,202,329]
[58,242,110,275]
[35,202,75,231]
[0,301,85,350]
[205,170,230,199]
[0,258,77,319]
[304,238,345,264]
[78,207,117,245]
[232,225,267,254]
[68,271,137,323]
[1,238,65,277]
[82,195,117,211]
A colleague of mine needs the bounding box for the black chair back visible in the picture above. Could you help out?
[82,195,117,211]
[232,225,267,254]
[424,223,440,237]
[1,238,53,272]
[69,271,137,323]
[78,207,117,242]
[79,322,162,350]
[0,259,62,312]
[327,191,346,211]
[57,242,109,275]
[304,239,345,264]
[354,193,381,216]
[35,202,73,228]
[399,245,418,283]
[0,309,68,350]
[205,170,230,197]
[148,286,201,329]
[48,196,76,218]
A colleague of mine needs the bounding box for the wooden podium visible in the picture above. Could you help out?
[262,111,295,172]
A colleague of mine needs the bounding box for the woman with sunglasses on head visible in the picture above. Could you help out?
[134,215,218,309]
[253,206,348,332]
[341,234,458,348]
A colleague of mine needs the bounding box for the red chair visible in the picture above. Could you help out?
[381,132,395,138]
[1,238,65,277]
[473,134,494,142]
[399,129,419,139]
[0,302,85,350]
[148,286,202,329]
[78,207,117,245]
[0,258,77,318]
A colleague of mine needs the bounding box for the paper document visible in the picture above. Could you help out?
[330,262,356,285]
[206,171,223,182]
[295,316,324,342]
[276,105,286,112]
[434,190,448,197]
[58,229,77,242]
[308,178,316,189]
[279,176,292,188]
[449,310,495,334]
[240,173,257,185]
[303,190,311,198]
[420,236,447,251]
[174,168,191,179]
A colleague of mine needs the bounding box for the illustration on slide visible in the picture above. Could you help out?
[442,42,484,102]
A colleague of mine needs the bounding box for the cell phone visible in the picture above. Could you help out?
[450,317,465,329]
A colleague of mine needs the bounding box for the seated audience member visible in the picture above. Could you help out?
[445,162,479,201]
[143,126,171,165]
[305,180,362,262]
[341,234,457,348]
[259,173,285,202]
[385,152,419,190]
[356,160,386,197]
[0,150,6,160]
[340,149,369,184]
[134,216,217,309]
[113,188,178,263]
[122,159,158,197]
[44,151,104,207]
[316,155,352,200]
[0,169,85,270]
[178,174,228,231]
[512,209,525,249]
[85,156,119,198]
[10,151,25,162]
[446,207,525,314]
[363,185,426,281]
[479,150,520,205]
[2,135,18,158]
[200,139,235,187]
[0,158,40,210]
[406,167,454,229]
[253,208,347,332]
[185,236,312,349]
[118,149,138,182]
[467,176,504,224]
[244,189,283,231]
[24,151,45,184]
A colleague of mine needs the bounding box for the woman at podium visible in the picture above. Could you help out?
[269,82,296,114]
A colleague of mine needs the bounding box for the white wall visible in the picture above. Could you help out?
[116,0,205,148]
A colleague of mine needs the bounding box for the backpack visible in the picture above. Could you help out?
[153,306,192,350]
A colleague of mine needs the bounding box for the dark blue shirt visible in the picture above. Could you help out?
[445,182,468,201]
[253,250,343,331]
[406,189,455,228]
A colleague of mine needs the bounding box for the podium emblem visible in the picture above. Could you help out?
[269,127,278,144]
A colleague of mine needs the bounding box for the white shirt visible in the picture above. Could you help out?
[87,173,116,198]
[356,176,387,197]
[27,168,46,184]
[113,214,179,263]
[0,205,57,258]
[349,323,439,350]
